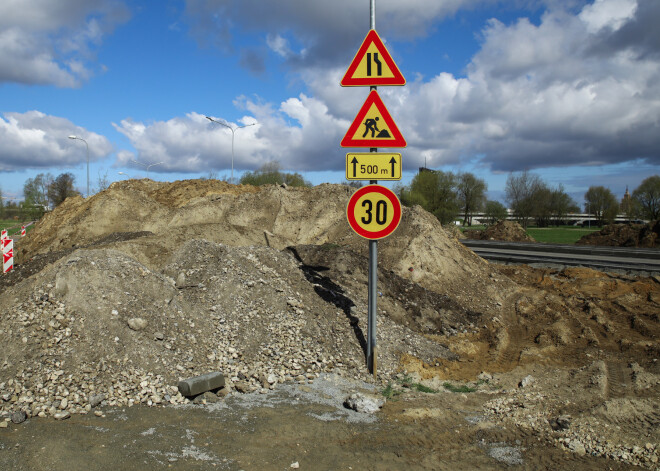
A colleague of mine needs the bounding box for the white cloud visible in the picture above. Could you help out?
[0,111,114,171]
[117,0,660,176]
[0,0,130,86]
[113,98,349,173]
[580,0,637,33]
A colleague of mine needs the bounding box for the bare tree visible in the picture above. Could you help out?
[48,173,80,207]
[457,172,487,226]
[96,169,111,193]
[505,170,543,229]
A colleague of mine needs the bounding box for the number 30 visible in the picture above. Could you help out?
[361,199,388,225]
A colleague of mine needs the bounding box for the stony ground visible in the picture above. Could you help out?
[0,179,658,470]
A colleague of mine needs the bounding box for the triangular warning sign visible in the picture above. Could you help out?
[341,30,405,87]
[341,90,406,148]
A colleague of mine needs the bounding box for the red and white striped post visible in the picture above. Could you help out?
[2,237,13,273]
[21,226,25,237]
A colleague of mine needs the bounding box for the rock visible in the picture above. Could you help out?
[89,394,105,408]
[233,381,249,393]
[290,462,299,469]
[192,391,220,404]
[54,411,71,420]
[154,332,164,341]
[127,318,148,331]
[549,416,571,431]
[518,375,535,388]
[176,272,186,287]
[477,372,492,382]
[343,393,384,414]
[568,439,586,456]
[177,372,225,397]
[11,411,27,424]
[259,373,270,389]
[0,421,8,428]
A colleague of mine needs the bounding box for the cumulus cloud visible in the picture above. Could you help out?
[0,111,114,171]
[113,98,349,173]
[0,0,130,86]
[114,0,660,177]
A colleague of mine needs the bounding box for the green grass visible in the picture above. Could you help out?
[460,224,602,245]
[442,382,477,393]
[526,226,601,244]
[0,220,34,236]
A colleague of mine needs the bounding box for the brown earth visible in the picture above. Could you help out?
[577,221,660,247]
[0,179,658,470]
[463,220,536,242]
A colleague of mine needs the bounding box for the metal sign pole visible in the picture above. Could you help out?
[367,0,378,377]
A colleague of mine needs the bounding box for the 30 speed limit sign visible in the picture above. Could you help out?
[346,184,402,240]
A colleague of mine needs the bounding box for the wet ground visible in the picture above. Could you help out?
[0,374,638,471]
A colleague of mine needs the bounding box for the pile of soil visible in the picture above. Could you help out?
[464,220,536,242]
[576,221,660,247]
[0,179,658,469]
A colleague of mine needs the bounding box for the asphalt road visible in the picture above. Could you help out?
[461,239,660,275]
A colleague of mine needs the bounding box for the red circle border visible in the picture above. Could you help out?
[346,184,402,240]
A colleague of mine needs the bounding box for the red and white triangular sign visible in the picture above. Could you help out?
[341,90,406,148]
[341,30,405,87]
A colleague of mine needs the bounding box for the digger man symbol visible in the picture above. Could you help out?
[363,116,380,138]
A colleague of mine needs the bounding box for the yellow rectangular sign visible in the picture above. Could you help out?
[346,153,402,181]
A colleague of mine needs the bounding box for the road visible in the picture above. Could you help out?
[461,239,660,275]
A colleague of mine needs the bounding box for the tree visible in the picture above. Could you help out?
[632,175,660,221]
[239,161,311,187]
[95,170,110,193]
[398,169,459,225]
[23,173,53,209]
[48,173,80,207]
[505,170,544,229]
[548,184,579,226]
[456,172,487,226]
[484,200,508,224]
[584,186,619,225]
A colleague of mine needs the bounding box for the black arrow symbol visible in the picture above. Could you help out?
[389,157,397,178]
[351,157,358,177]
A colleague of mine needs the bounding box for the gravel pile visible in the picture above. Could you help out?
[0,239,455,424]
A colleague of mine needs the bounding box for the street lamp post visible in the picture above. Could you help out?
[131,159,164,179]
[206,117,255,185]
[68,135,89,198]
[118,172,132,179]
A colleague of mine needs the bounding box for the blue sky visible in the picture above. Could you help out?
[1,0,658,206]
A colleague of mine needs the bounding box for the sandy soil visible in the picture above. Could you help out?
[0,179,657,470]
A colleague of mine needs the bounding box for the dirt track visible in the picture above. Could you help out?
[0,179,658,469]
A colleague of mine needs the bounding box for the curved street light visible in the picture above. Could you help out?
[68,135,89,198]
[131,159,164,179]
[206,117,256,185]
[118,171,132,179]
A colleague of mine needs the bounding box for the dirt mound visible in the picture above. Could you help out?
[1,179,658,469]
[464,220,535,242]
[576,221,660,247]
[17,180,508,312]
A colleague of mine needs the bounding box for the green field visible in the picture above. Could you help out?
[0,219,34,237]
[460,224,601,245]
[526,226,601,244]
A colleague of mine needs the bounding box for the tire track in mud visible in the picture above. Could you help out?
[604,361,631,400]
